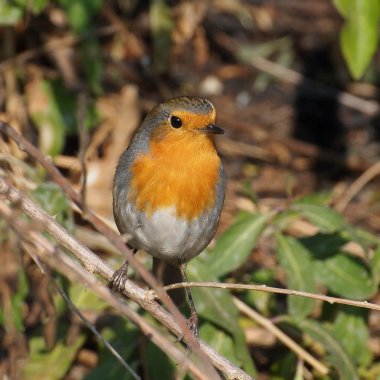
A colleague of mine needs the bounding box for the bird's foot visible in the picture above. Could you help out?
[109,260,129,293]
[176,315,199,344]
[188,313,199,339]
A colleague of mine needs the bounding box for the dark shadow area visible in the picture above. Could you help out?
[293,43,347,182]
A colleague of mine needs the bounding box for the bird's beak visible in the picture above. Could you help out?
[199,124,224,134]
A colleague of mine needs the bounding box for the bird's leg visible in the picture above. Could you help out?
[180,264,199,339]
[109,248,138,293]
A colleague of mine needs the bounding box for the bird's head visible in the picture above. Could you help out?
[145,96,224,141]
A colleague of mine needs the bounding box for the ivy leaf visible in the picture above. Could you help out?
[314,253,377,300]
[276,234,317,318]
[200,211,271,278]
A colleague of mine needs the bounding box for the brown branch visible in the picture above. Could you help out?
[0,202,207,380]
[163,282,380,312]
[0,121,204,364]
[0,176,254,380]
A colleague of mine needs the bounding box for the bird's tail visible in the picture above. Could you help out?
[153,258,186,307]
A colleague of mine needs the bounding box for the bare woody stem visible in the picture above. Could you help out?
[163,282,380,312]
[0,202,209,380]
[0,176,254,380]
[0,121,212,375]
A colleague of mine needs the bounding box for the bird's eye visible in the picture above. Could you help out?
[170,116,182,129]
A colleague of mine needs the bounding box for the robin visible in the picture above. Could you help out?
[112,96,225,336]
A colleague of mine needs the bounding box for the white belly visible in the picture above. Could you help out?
[123,204,219,265]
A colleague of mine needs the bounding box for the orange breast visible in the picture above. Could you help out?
[129,132,220,220]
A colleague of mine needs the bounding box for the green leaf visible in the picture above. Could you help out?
[68,283,108,312]
[276,234,317,318]
[294,361,304,380]
[81,37,103,95]
[50,80,98,132]
[299,233,347,259]
[332,307,371,367]
[291,318,359,380]
[50,80,77,133]
[23,335,85,380]
[333,0,380,79]
[29,0,49,14]
[237,37,293,63]
[0,0,22,25]
[27,79,67,156]
[293,192,333,206]
[58,0,102,32]
[85,318,139,380]
[270,351,297,379]
[1,265,28,332]
[201,211,271,278]
[339,224,375,257]
[342,227,380,249]
[150,0,174,73]
[187,262,243,334]
[147,342,175,380]
[200,323,241,366]
[245,268,275,316]
[293,204,346,233]
[314,253,377,299]
[186,263,257,376]
[32,182,73,231]
[14,0,49,14]
[11,266,28,332]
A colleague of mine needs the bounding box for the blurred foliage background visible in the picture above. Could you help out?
[2,1,380,379]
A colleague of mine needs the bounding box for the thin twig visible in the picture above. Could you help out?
[233,297,328,376]
[0,177,254,380]
[335,161,380,212]
[0,203,208,380]
[249,56,379,116]
[0,121,207,367]
[215,32,379,116]
[163,282,380,312]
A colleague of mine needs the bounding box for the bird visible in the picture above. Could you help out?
[111,96,225,336]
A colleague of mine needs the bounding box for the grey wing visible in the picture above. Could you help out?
[113,143,143,235]
[112,131,150,235]
[213,162,226,219]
